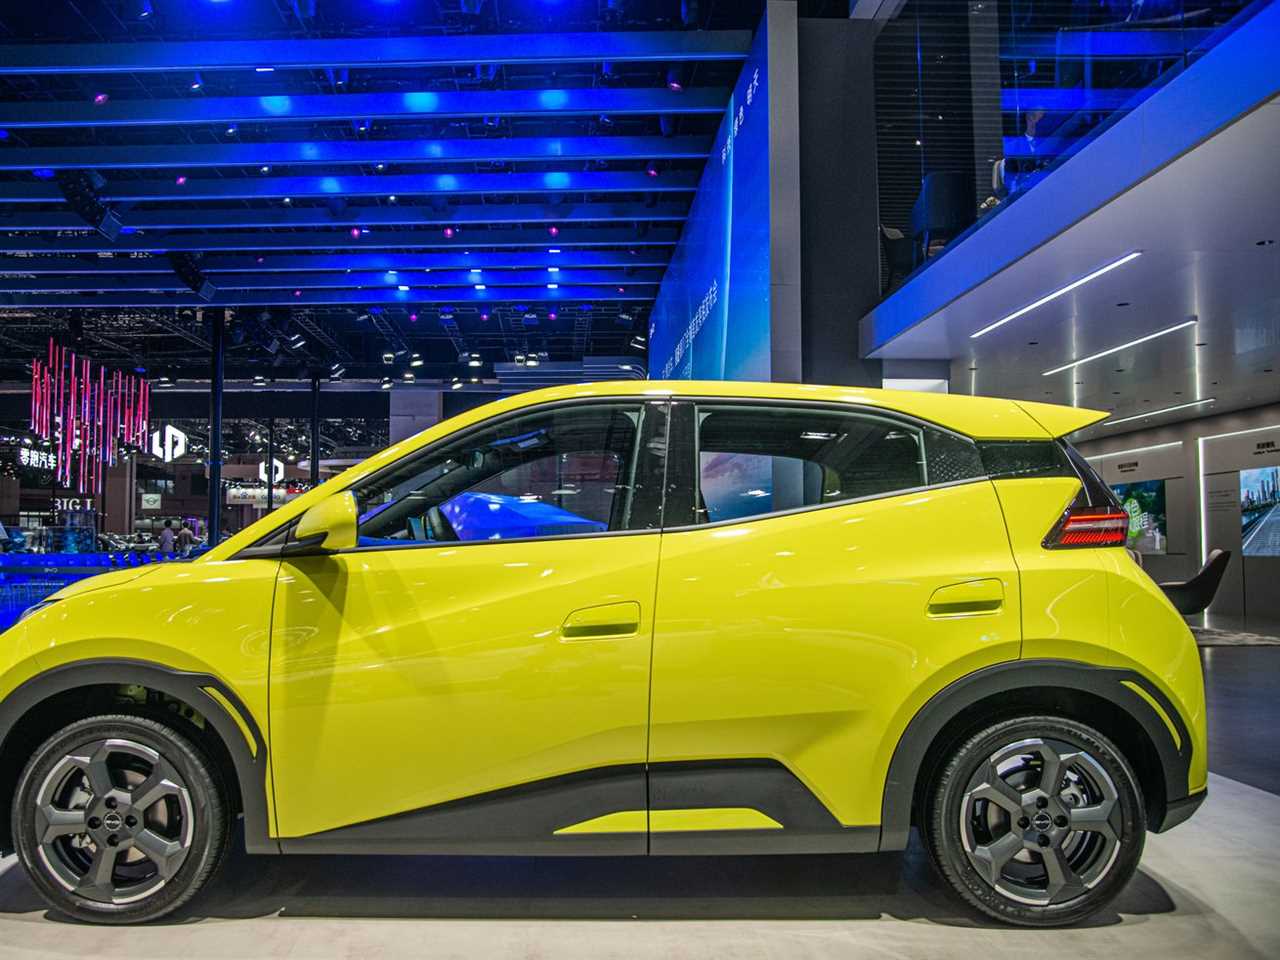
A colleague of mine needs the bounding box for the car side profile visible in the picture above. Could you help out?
[0,381,1206,926]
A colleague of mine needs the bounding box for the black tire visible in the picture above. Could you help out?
[12,714,230,924]
[924,715,1146,927]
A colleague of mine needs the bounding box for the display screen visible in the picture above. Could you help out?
[648,17,770,382]
[1240,465,1280,556]
[1111,479,1168,554]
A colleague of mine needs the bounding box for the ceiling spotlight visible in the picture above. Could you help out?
[350,227,361,239]
[225,125,238,136]
[382,352,395,364]
[479,311,490,321]
[548,225,560,238]
[156,374,173,387]
[380,377,393,390]
[189,72,204,91]
[397,284,411,292]
[408,312,418,322]
[93,92,109,105]
[175,175,188,185]
[474,284,486,291]
[260,165,271,174]
[546,283,559,290]
[666,66,686,92]
[548,248,561,254]
[525,355,540,367]
[646,161,659,177]
[252,374,266,385]
[387,194,397,203]
[514,353,526,364]
[451,380,463,390]
[282,196,292,205]
[410,353,423,367]
[292,289,301,297]
[467,353,482,367]
[547,266,560,273]
[547,311,557,321]
[443,226,456,239]
[402,371,416,382]
[375,163,386,172]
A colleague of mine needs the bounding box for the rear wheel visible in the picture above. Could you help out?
[12,714,229,923]
[925,715,1145,926]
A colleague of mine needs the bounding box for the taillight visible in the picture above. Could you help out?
[1043,507,1129,549]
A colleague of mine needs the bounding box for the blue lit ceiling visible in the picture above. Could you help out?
[0,0,762,383]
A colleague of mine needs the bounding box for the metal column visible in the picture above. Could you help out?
[309,374,321,488]
[207,310,224,543]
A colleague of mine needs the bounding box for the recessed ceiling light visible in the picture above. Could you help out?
[1256,239,1275,246]
[1116,302,1131,307]
[971,251,1142,339]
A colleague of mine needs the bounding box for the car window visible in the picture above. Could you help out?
[689,403,982,525]
[352,401,666,547]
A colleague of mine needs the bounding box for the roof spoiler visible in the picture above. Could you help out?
[1013,400,1110,439]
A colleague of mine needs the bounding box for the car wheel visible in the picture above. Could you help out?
[12,714,229,924]
[925,715,1145,927]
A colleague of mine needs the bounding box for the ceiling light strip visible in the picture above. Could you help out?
[970,251,1143,340]
[1103,397,1215,427]
[1041,319,1197,376]
[1085,441,1183,461]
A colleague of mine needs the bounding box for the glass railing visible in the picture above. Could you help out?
[874,0,1262,292]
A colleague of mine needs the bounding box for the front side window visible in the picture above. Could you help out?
[682,403,982,525]
[351,401,666,547]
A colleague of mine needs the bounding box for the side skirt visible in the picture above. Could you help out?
[279,759,879,856]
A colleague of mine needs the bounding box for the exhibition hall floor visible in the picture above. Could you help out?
[0,651,1277,960]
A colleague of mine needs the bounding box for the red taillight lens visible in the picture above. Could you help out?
[1044,507,1129,549]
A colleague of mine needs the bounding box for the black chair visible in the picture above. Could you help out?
[909,172,975,265]
[1158,549,1231,616]
[879,224,914,292]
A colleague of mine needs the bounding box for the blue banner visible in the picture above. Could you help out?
[649,19,770,382]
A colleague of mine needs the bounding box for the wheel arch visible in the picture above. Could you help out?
[879,659,1194,850]
[0,658,276,856]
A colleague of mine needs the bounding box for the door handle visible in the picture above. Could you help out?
[561,601,642,640]
[927,579,1004,618]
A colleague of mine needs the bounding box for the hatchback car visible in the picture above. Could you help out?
[0,381,1206,925]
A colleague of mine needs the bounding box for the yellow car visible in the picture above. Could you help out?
[0,381,1206,926]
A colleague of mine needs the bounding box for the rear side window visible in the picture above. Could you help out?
[977,440,1075,479]
[681,403,984,526]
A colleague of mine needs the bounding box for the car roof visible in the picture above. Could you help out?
[203,380,1105,563]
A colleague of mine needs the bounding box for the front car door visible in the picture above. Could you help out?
[647,400,1022,853]
[268,399,668,853]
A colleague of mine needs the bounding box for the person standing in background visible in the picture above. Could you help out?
[177,520,196,558]
[157,519,176,556]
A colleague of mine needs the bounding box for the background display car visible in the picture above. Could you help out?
[1110,479,1169,554]
[0,382,1206,929]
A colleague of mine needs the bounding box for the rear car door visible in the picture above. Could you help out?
[647,400,1022,852]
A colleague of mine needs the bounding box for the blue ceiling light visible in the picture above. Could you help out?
[189,72,203,91]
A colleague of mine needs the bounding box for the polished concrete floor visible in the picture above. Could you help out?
[0,649,1277,958]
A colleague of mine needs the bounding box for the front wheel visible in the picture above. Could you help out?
[925,715,1146,927]
[12,714,229,923]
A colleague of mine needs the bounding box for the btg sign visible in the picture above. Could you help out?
[150,424,188,463]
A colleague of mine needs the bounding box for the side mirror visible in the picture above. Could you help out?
[289,492,358,555]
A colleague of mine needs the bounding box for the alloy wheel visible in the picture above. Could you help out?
[958,737,1124,907]
[32,738,195,905]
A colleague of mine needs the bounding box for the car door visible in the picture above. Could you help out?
[647,400,1022,853]
[269,399,668,853]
